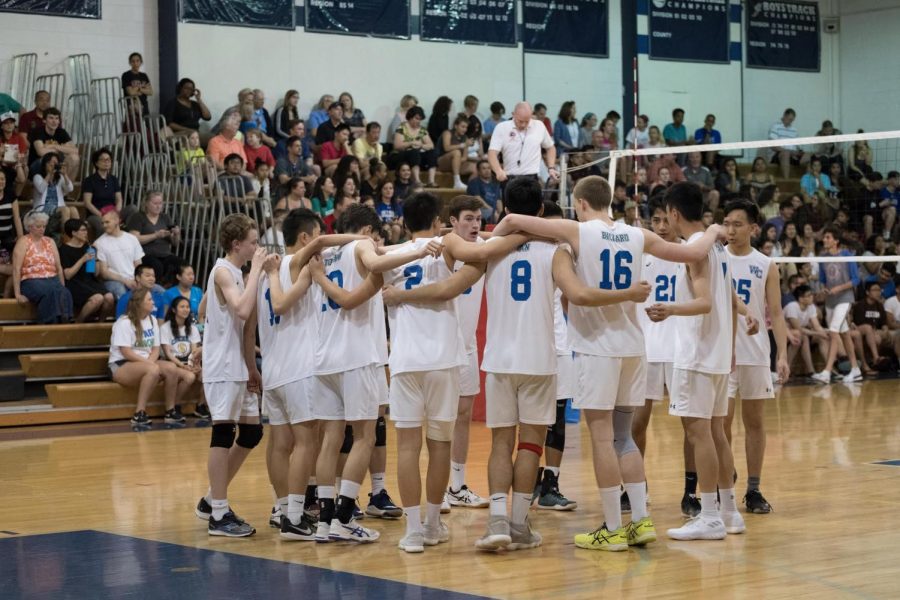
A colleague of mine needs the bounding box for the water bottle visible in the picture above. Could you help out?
[85,246,96,274]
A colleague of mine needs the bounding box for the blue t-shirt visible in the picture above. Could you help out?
[116,289,167,319]
[865,274,897,299]
[466,177,501,213]
[663,123,688,143]
[482,117,503,137]
[163,285,204,318]
[375,202,402,223]
[880,187,900,209]
[694,128,722,144]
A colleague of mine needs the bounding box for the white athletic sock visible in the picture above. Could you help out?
[425,502,442,528]
[450,461,466,491]
[308,477,317,486]
[370,472,386,495]
[405,506,423,536]
[489,493,508,517]
[600,486,622,531]
[719,488,738,514]
[277,496,288,516]
[545,466,560,478]
[210,498,229,521]
[318,485,335,502]
[700,492,720,519]
[510,492,532,525]
[624,482,648,521]
[339,479,361,501]
[288,494,305,525]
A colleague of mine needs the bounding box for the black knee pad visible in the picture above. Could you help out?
[340,424,354,454]
[545,400,567,452]
[210,423,236,449]
[235,423,263,449]
[375,416,386,447]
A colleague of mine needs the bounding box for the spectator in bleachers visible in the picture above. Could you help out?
[0,171,23,289]
[427,95,453,146]
[579,112,597,147]
[217,154,255,201]
[115,263,166,318]
[784,284,829,376]
[767,108,808,179]
[32,152,76,228]
[782,273,806,306]
[625,114,650,150]
[1,112,29,192]
[885,282,900,345]
[308,94,335,140]
[311,174,337,230]
[388,107,436,187]
[463,94,480,120]
[81,148,123,236]
[594,118,618,152]
[466,159,501,225]
[466,114,484,160]
[662,108,693,162]
[813,120,844,171]
[126,191,181,285]
[163,263,203,318]
[877,170,899,241]
[553,100,582,154]
[206,114,246,172]
[387,94,418,145]
[59,218,114,322]
[251,89,276,147]
[176,130,206,180]
[715,157,741,196]
[314,101,345,148]
[274,177,311,212]
[765,199,795,238]
[532,103,551,136]
[243,129,275,172]
[18,90,50,136]
[694,113,721,169]
[262,208,287,251]
[393,162,415,202]
[320,123,351,177]
[95,209,146,300]
[339,92,366,139]
[484,101,507,143]
[163,78,211,135]
[333,155,361,191]
[352,122,383,179]
[848,134,875,183]
[649,166,674,195]
[274,135,316,199]
[361,158,386,202]
[27,107,79,176]
[683,151,719,211]
[238,100,257,136]
[864,263,897,300]
[374,181,401,224]
[438,113,474,190]
[759,223,782,257]
[744,156,777,196]
[779,222,801,258]
[251,159,271,200]
[801,157,839,223]
[273,90,299,142]
[121,52,153,115]
[851,281,894,373]
[160,296,202,383]
[211,88,252,136]
[109,287,194,428]
[12,211,73,324]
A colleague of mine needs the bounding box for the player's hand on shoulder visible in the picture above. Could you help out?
[745,314,760,336]
[420,239,444,258]
[381,285,401,306]
[629,280,652,303]
[263,253,281,274]
[645,303,672,322]
[308,254,325,278]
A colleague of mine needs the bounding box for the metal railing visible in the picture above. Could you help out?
[34,72,66,116]
[8,53,37,109]
[66,54,92,96]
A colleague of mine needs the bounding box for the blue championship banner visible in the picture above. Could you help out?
[180,0,294,30]
[648,0,730,64]
[0,0,99,18]
[420,0,516,46]
[306,0,410,39]
[524,0,609,58]
[746,0,820,72]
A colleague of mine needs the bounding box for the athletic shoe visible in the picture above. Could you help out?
[722,511,746,535]
[440,494,451,514]
[507,519,542,551]
[195,497,212,520]
[269,506,282,529]
[398,531,425,553]
[811,370,831,385]
[666,516,726,540]
[280,513,316,541]
[680,493,701,518]
[209,511,255,537]
[475,515,511,551]
[842,367,863,383]
[446,485,489,508]
[423,519,450,546]
[328,517,379,543]
[130,410,151,427]
[626,517,657,546]
[744,489,772,514]
[315,520,332,543]
[353,499,365,520]
[366,490,403,519]
[164,407,186,425]
[537,488,577,511]
[620,491,631,514]
[193,403,211,419]
[574,523,628,552]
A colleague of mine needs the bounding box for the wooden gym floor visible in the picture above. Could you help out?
[1,379,898,599]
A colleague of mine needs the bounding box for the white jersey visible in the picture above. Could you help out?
[568,220,645,357]
[203,258,249,383]
[258,254,317,388]
[637,251,680,363]
[672,232,733,374]
[315,240,388,375]
[455,237,486,354]
[385,237,466,374]
[728,247,772,367]
[481,239,557,375]
[553,289,568,356]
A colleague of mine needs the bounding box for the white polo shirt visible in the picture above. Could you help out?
[489,118,554,176]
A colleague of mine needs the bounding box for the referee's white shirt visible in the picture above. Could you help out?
[489,118,554,176]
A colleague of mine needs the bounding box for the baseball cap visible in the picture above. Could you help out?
[0,111,16,123]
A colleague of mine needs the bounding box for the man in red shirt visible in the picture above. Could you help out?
[19,90,51,136]
[320,123,350,176]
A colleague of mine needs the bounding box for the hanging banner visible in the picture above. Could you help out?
[648,0,730,64]
[746,0,820,72]
[524,0,609,58]
[306,0,410,38]
[420,0,516,46]
[0,0,99,19]
[180,0,294,30]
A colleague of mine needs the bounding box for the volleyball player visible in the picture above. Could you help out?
[646,182,753,541]
[309,204,441,543]
[492,175,724,550]
[723,199,790,515]
[196,213,269,537]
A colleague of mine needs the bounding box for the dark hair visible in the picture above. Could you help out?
[176,263,194,279]
[504,177,544,216]
[333,156,360,195]
[134,263,154,279]
[648,193,667,216]
[614,179,626,190]
[724,199,760,224]
[449,195,486,220]
[286,135,302,151]
[175,78,195,95]
[558,101,576,124]
[334,122,351,134]
[779,199,794,212]
[822,225,842,244]
[606,110,621,120]
[792,284,812,300]
[491,101,506,115]
[432,96,453,119]
[91,147,112,170]
[311,175,331,203]
[40,151,61,173]
[405,106,425,121]
[533,103,546,112]
[467,114,482,140]
[452,113,469,129]
[365,122,381,133]
[63,218,86,237]
[128,52,143,63]
[672,108,685,118]
[888,170,900,179]
[664,181,704,222]
[464,94,478,109]
[338,203,381,234]
[282,207,321,247]
[164,296,194,339]
[864,280,882,293]
[402,192,440,232]
[542,200,563,218]
[758,185,777,208]
[573,176,611,211]
[44,107,61,118]
[784,108,796,117]
[34,89,50,101]
[224,153,244,166]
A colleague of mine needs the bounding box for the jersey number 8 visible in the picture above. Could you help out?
[510,259,531,301]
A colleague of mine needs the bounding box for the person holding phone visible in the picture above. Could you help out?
[59,218,114,322]
[163,78,211,136]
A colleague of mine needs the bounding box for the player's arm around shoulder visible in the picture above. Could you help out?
[644,225,722,264]
[310,253,383,310]
[383,262,484,306]
[443,230,529,263]
[491,214,580,254]
[552,246,649,307]
[357,237,442,274]
[646,256,711,321]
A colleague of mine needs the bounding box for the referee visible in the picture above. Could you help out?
[487,102,558,199]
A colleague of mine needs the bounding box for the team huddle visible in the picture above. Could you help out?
[192,174,789,553]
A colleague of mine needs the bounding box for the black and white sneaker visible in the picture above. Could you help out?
[681,493,701,518]
[209,510,256,537]
[164,407,186,425]
[269,506,283,528]
[131,410,151,428]
[193,403,211,419]
[743,489,772,514]
[280,513,316,541]
[195,497,212,520]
